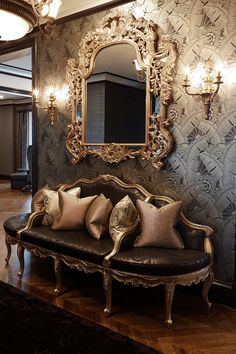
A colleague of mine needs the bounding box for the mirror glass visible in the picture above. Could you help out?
[85,43,146,145]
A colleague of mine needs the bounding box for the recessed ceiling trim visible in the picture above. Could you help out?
[0,86,31,97]
[0,63,32,79]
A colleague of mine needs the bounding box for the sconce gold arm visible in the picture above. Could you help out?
[47,93,57,126]
[29,0,62,37]
[34,91,57,126]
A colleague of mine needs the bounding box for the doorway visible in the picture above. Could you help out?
[0,40,37,192]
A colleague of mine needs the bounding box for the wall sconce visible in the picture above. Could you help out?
[30,0,62,36]
[33,87,57,126]
[182,59,223,120]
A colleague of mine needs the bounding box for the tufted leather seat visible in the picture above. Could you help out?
[21,226,114,265]
[3,213,30,238]
[110,247,211,276]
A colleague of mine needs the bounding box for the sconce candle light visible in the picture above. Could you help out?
[30,0,62,36]
[33,87,57,126]
[182,59,223,120]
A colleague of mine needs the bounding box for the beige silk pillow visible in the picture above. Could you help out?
[42,186,81,226]
[109,195,138,242]
[134,199,184,249]
[52,191,97,230]
[31,184,49,212]
[85,194,113,240]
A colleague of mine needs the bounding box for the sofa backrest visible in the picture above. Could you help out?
[62,174,213,252]
[62,174,152,206]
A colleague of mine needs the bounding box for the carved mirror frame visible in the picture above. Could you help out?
[66,12,177,169]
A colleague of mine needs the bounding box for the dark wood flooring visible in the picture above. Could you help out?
[0,180,236,353]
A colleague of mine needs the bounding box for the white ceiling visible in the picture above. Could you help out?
[58,0,114,18]
[0,48,32,70]
[0,48,32,103]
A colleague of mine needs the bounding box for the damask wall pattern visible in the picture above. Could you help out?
[37,0,236,284]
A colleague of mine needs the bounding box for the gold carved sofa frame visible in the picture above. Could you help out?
[4,175,214,325]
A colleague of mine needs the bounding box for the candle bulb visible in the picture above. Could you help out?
[33,89,39,104]
[183,74,189,86]
[183,66,191,86]
[33,89,39,98]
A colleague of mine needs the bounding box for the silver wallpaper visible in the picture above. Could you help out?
[37,0,236,284]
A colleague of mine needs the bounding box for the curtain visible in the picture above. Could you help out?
[15,111,32,171]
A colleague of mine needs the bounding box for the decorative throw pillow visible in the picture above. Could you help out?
[42,186,81,226]
[52,191,97,230]
[134,199,184,249]
[31,184,49,212]
[85,194,113,240]
[109,195,138,242]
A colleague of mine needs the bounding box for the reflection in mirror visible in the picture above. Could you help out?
[85,44,146,145]
[76,103,82,121]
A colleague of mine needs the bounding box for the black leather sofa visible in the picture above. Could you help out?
[3,174,214,325]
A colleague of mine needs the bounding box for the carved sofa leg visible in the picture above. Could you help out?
[5,234,12,265]
[17,244,25,278]
[202,271,214,309]
[54,257,62,296]
[103,269,112,317]
[165,283,175,325]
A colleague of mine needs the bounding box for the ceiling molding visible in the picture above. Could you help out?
[55,0,134,25]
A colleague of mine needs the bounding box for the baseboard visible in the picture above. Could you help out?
[177,281,236,309]
[210,282,236,308]
[0,175,10,179]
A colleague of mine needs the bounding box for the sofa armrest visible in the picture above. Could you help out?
[179,212,214,263]
[149,195,214,263]
[103,224,140,266]
[17,211,45,240]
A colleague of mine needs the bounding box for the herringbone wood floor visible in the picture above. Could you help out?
[0,180,236,354]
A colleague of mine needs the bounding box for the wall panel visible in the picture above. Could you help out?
[36,0,236,285]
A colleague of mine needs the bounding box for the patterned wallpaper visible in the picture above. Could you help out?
[36,0,236,284]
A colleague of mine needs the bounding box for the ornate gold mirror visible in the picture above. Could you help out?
[66,12,177,168]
